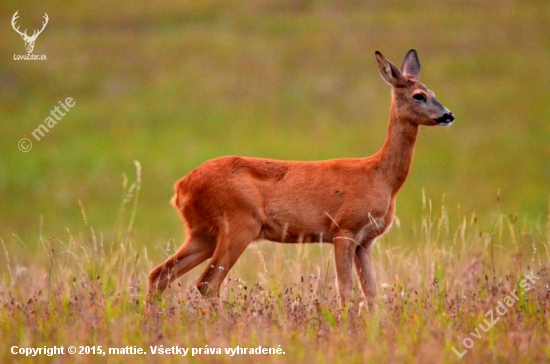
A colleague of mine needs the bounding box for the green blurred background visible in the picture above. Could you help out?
[1,1,549,263]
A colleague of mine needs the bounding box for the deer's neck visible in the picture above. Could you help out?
[374,105,419,194]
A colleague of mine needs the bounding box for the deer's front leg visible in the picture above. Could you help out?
[333,232,357,307]
[354,243,377,304]
[354,215,386,306]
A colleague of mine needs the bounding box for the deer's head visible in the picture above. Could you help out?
[375,49,455,127]
[11,11,49,54]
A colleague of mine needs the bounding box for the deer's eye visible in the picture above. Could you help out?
[413,93,427,102]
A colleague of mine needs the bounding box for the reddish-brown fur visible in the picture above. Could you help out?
[146,49,454,313]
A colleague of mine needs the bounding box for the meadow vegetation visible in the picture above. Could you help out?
[2,190,549,363]
[1,1,549,362]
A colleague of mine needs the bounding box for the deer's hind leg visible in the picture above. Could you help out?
[196,213,261,298]
[147,232,216,306]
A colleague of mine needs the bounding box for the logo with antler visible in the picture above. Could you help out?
[11,11,49,54]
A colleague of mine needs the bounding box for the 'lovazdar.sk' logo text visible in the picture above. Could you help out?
[12,10,48,60]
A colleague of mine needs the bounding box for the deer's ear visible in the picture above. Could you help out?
[375,51,407,87]
[401,49,421,80]
[20,34,26,40]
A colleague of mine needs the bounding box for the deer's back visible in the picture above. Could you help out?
[172,156,392,240]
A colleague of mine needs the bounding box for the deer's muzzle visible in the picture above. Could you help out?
[435,112,455,126]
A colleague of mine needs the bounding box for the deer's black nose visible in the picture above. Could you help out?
[436,112,455,125]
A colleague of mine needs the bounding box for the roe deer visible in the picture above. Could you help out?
[146,49,454,313]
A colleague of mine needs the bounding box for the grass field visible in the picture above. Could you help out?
[1,1,549,363]
[2,201,549,363]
